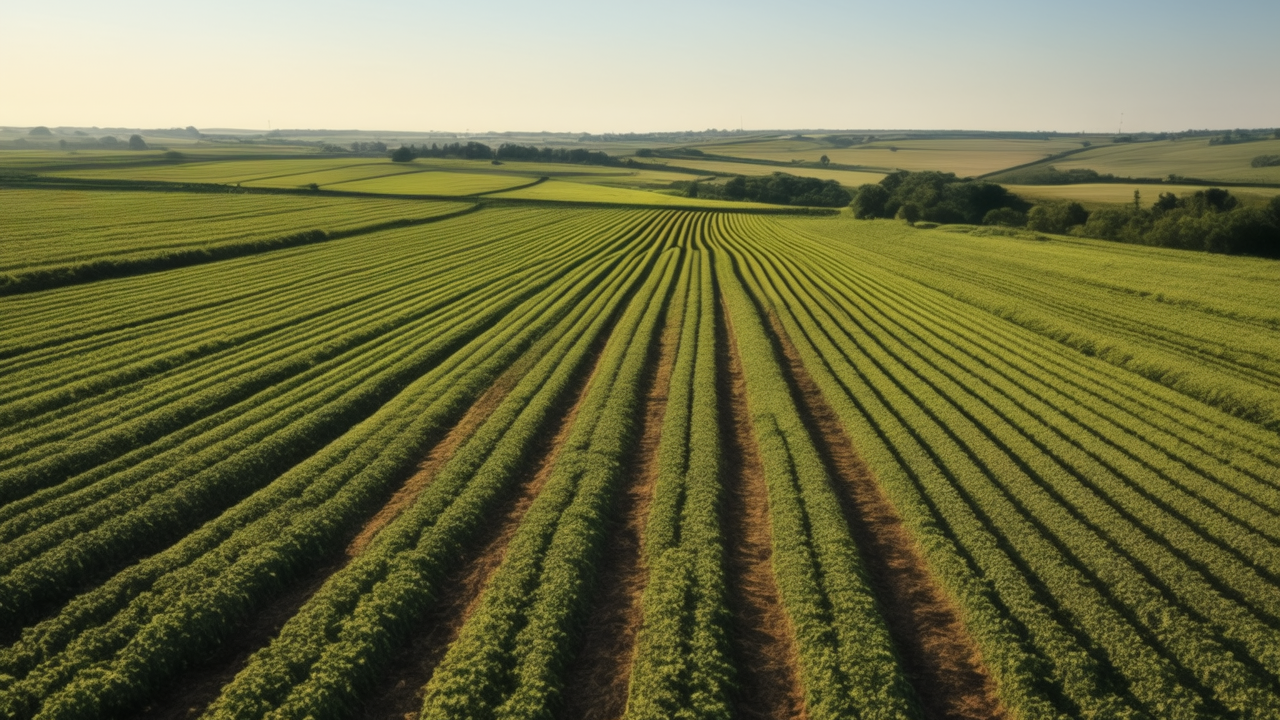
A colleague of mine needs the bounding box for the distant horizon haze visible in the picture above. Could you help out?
[4,0,1277,134]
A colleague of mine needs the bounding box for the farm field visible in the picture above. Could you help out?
[653,157,886,187]
[486,178,778,207]
[0,189,471,293]
[696,137,1087,177]
[1005,182,1280,208]
[1,182,1278,720]
[1044,138,1280,185]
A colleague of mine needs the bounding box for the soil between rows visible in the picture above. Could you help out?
[559,291,679,720]
[766,313,1008,720]
[717,298,810,720]
[352,338,611,720]
[132,373,519,720]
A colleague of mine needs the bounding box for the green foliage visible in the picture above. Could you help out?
[715,245,918,720]
[724,213,1280,719]
[418,241,680,720]
[389,146,414,162]
[1025,201,1089,233]
[1251,155,1280,168]
[852,170,1029,225]
[626,251,733,720]
[996,165,1114,185]
[1076,187,1280,256]
[128,134,148,151]
[850,183,890,219]
[982,207,1027,227]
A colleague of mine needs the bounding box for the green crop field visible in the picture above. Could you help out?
[652,157,887,187]
[1,165,1278,720]
[1046,138,1280,185]
[697,137,1087,176]
[1006,182,1280,208]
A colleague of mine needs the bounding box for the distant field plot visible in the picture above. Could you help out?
[489,178,775,207]
[564,167,700,187]
[698,137,1085,176]
[0,189,468,294]
[324,170,534,195]
[1046,138,1280,184]
[1007,182,1280,208]
[0,146,320,173]
[237,162,427,188]
[1049,136,1280,181]
[657,157,886,186]
[50,157,379,185]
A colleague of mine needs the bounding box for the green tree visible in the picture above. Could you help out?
[28,126,52,136]
[819,154,830,166]
[983,207,1027,227]
[850,184,890,219]
[723,175,747,201]
[896,202,922,224]
[390,146,414,162]
[128,134,148,150]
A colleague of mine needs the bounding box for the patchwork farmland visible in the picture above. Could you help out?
[1,175,1278,720]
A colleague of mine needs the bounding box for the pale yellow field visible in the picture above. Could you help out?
[1050,138,1280,184]
[325,172,531,196]
[1006,182,1280,208]
[652,158,885,187]
[697,137,1086,176]
[489,179,775,208]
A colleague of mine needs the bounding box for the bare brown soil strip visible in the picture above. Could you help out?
[766,314,1008,720]
[347,372,520,556]
[559,311,678,720]
[352,344,609,720]
[134,371,523,720]
[717,300,810,720]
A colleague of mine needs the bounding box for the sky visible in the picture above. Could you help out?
[4,0,1277,134]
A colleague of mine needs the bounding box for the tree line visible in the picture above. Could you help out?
[850,171,1029,225]
[675,172,852,207]
[850,171,1280,258]
[389,142,620,166]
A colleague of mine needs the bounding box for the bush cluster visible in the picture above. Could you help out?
[678,173,851,207]
[850,171,1029,224]
[1080,190,1280,256]
[389,141,619,166]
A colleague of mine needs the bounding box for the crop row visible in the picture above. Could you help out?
[413,217,685,720]
[200,219,672,720]
[624,243,736,719]
[0,209,673,719]
[0,212,650,628]
[709,240,918,720]
[716,212,1280,719]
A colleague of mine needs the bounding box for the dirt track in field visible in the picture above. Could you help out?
[351,342,609,720]
[347,372,521,556]
[718,300,810,720]
[132,365,527,720]
[768,315,1008,720]
[560,300,678,720]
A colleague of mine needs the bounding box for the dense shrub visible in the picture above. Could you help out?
[983,207,1028,227]
[850,171,1029,225]
[1251,155,1280,168]
[1026,202,1090,233]
[682,173,851,207]
[1078,188,1279,257]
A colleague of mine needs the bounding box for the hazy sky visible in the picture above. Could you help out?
[5,0,1277,133]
